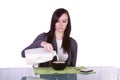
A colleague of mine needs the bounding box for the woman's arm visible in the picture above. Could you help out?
[21,33,48,58]
[70,38,78,66]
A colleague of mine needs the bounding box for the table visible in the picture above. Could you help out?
[0,66,120,80]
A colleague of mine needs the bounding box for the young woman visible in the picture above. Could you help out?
[21,8,77,67]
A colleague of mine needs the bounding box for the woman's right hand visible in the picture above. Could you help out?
[41,41,53,51]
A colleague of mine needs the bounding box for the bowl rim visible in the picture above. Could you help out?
[52,61,66,64]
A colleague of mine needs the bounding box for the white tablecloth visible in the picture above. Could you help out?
[77,66,119,80]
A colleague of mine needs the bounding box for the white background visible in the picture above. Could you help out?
[0,0,120,68]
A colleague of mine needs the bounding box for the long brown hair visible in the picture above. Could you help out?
[47,8,71,53]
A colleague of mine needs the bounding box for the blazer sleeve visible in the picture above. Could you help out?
[70,38,78,66]
[21,33,48,58]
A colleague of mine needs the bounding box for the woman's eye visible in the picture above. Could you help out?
[63,20,67,23]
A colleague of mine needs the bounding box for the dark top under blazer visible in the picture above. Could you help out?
[21,33,77,67]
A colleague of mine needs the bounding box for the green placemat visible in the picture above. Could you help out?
[33,66,95,75]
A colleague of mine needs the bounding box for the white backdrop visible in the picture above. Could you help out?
[0,0,120,68]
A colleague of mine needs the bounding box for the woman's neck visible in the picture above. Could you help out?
[55,31,64,40]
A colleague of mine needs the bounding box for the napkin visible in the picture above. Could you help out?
[25,48,56,65]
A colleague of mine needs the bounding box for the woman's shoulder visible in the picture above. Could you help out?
[34,32,48,40]
[69,37,77,43]
[37,32,48,37]
[69,37,77,45]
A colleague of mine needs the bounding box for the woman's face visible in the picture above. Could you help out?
[55,13,68,33]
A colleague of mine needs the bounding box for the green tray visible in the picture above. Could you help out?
[33,66,95,75]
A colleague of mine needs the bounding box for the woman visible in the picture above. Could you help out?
[21,8,77,67]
